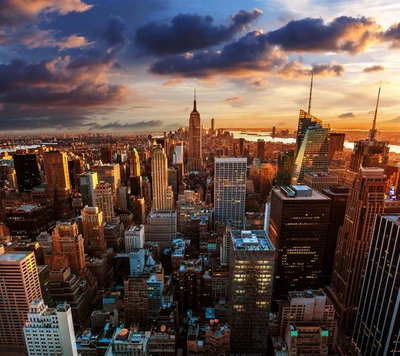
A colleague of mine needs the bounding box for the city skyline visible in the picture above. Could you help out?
[1,1,400,133]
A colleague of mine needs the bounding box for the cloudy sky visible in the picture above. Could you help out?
[1,0,400,134]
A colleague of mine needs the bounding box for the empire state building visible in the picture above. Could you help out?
[187,91,203,172]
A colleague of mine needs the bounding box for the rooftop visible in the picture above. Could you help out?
[231,230,274,251]
[0,251,32,263]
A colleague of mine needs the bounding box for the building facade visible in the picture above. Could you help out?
[228,230,275,355]
[24,299,77,356]
[0,252,42,352]
[269,186,330,300]
[214,157,247,230]
[353,215,400,355]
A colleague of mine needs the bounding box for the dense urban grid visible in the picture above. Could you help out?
[0,86,400,356]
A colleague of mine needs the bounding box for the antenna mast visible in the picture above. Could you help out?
[370,82,381,141]
[308,70,313,115]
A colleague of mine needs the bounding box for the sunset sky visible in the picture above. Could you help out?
[1,0,400,134]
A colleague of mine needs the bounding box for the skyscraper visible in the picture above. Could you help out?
[100,146,113,164]
[129,148,141,177]
[214,157,247,229]
[151,146,173,210]
[228,230,275,354]
[320,185,349,285]
[43,150,71,191]
[91,163,121,202]
[13,153,41,192]
[51,221,85,274]
[81,206,107,256]
[326,167,386,328]
[328,132,345,162]
[353,215,400,355]
[0,251,42,353]
[291,120,330,185]
[276,149,294,187]
[295,109,321,157]
[269,185,330,299]
[79,172,98,207]
[93,181,114,223]
[24,300,78,356]
[349,85,389,172]
[187,90,203,172]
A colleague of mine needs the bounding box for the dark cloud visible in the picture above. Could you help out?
[136,9,262,55]
[91,120,163,130]
[267,16,381,54]
[383,23,400,47]
[149,31,286,78]
[278,60,345,78]
[0,106,94,131]
[102,15,129,47]
[0,82,127,107]
[338,112,355,118]
[363,65,385,73]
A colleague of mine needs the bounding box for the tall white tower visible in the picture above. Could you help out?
[24,299,78,356]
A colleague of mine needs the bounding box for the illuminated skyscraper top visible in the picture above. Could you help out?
[349,84,389,172]
[187,89,203,172]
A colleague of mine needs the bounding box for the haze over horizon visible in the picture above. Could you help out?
[1,0,400,134]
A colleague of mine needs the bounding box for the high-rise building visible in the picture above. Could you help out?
[257,139,265,161]
[280,289,337,350]
[214,157,247,229]
[129,148,141,177]
[125,225,145,251]
[187,91,203,172]
[145,210,177,246]
[211,118,215,135]
[353,215,400,355]
[0,252,42,353]
[269,186,330,299]
[5,204,55,240]
[284,322,329,355]
[295,109,321,157]
[49,221,85,274]
[24,300,77,356]
[228,230,275,355]
[43,150,73,219]
[151,146,173,210]
[329,132,345,162]
[93,181,114,223]
[260,163,275,200]
[173,142,184,165]
[303,172,338,193]
[349,86,389,172]
[81,206,107,256]
[79,172,98,207]
[124,276,148,326]
[91,163,121,202]
[276,149,294,187]
[13,154,42,192]
[326,167,386,328]
[49,268,91,326]
[292,120,330,185]
[43,151,71,191]
[320,185,349,285]
[101,146,113,164]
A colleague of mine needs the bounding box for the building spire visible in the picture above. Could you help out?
[193,88,197,112]
[308,70,313,115]
[370,82,381,141]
